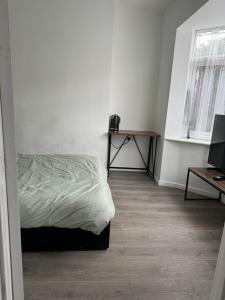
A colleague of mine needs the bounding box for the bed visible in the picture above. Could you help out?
[17,154,115,251]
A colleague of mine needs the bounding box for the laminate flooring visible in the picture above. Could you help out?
[23,171,225,299]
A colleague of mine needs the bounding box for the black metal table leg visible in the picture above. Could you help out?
[147,137,152,174]
[184,169,190,200]
[109,135,129,168]
[133,136,148,169]
[153,137,158,179]
[107,131,160,180]
[107,133,112,177]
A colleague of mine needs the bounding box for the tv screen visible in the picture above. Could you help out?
[208,114,225,170]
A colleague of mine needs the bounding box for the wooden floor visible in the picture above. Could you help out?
[23,171,225,300]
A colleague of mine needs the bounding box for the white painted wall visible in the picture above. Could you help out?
[159,0,225,195]
[9,0,165,170]
[109,4,163,168]
[8,0,210,173]
[159,141,217,197]
[154,0,208,180]
[8,0,114,163]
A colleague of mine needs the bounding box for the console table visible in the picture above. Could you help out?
[184,168,225,201]
[107,130,160,179]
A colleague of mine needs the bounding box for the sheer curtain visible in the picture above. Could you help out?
[183,28,225,140]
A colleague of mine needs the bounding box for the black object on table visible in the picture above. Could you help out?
[107,130,160,179]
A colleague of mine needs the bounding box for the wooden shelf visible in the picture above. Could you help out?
[109,130,160,137]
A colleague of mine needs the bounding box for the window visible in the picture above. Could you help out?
[183,28,225,141]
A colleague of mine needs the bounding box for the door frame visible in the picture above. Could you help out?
[0,137,13,300]
[210,223,225,300]
[0,0,24,298]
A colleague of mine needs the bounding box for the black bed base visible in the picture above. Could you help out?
[21,223,110,252]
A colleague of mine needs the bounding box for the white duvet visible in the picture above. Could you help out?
[17,154,115,235]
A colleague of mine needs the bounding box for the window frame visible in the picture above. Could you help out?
[183,26,225,142]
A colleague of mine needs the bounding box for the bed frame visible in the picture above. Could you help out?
[21,223,110,252]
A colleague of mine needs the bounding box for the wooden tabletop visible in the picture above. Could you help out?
[109,130,161,137]
[190,167,225,193]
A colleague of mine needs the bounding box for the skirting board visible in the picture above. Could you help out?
[157,178,225,204]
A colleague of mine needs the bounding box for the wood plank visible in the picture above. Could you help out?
[24,281,132,300]
[109,130,160,137]
[130,279,211,300]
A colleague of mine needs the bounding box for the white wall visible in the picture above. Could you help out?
[8,0,210,172]
[154,0,208,180]
[160,141,217,196]
[160,0,225,195]
[8,0,114,163]
[109,4,163,168]
[9,0,164,169]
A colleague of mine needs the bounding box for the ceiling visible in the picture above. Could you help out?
[114,0,174,12]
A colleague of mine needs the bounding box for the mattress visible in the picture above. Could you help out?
[17,154,115,235]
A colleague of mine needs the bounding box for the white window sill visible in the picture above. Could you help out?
[165,136,210,146]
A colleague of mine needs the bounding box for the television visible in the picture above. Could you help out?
[208,114,225,170]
